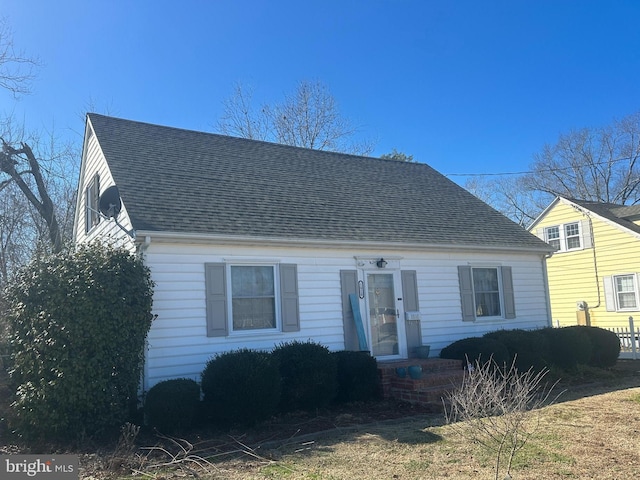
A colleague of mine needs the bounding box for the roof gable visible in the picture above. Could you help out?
[85,113,550,251]
[532,196,640,239]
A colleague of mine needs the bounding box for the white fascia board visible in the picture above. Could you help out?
[527,196,561,231]
[562,198,640,241]
[134,230,553,255]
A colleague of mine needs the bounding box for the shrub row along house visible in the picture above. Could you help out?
[73,114,554,391]
[530,196,640,329]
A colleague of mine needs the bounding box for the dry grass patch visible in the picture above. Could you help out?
[209,385,640,480]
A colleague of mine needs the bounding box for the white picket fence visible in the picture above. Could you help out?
[603,317,639,360]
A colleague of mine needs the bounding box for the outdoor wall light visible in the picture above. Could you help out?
[376,258,388,268]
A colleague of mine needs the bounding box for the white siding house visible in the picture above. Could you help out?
[73,114,554,391]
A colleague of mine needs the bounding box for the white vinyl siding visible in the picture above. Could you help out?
[73,123,136,250]
[142,244,549,390]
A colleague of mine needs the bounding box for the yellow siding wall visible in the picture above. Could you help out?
[536,200,640,328]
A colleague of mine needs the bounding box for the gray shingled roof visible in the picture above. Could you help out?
[567,198,640,236]
[87,113,551,251]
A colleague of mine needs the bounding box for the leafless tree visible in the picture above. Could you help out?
[0,17,39,96]
[524,112,640,205]
[444,358,560,480]
[465,175,552,227]
[217,80,374,155]
[217,82,270,141]
[0,19,75,284]
[466,111,640,225]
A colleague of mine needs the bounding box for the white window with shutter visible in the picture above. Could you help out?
[539,219,592,253]
[205,262,300,336]
[603,274,640,312]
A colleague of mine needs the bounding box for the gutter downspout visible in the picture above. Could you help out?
[587,214,601,309]
[542,253,554,327]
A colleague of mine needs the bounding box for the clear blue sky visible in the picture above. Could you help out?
[3,0,640,183]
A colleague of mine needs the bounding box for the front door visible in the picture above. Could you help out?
[365,272,406,358]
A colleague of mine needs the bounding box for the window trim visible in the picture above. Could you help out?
[564,222,581,250]
[85,173,100,233]
[540,219,592,253]
[205,262,300,337]
[471,267,503,319]
[458,265,516,321]
[604,273,640,312]
[228,263,280,333]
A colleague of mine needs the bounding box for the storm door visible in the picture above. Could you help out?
[365,272,406,358]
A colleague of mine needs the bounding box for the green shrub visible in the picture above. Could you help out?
[201,349,281,428]
[539,327,592,370]
[439,337,510,368]
[272,340,338,412]
[332,350,380,403]
[5,243,154,441]
[145,378,200,433]
[483,329,551,372]
[567,326,620,368]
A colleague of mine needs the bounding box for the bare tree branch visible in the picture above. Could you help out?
[0,17,40,96]
[216,80,374,155]
[0,139,63,253]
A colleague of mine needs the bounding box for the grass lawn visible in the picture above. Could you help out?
[207,383,639,480]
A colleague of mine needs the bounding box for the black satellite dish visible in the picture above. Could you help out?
[98,185,122,219]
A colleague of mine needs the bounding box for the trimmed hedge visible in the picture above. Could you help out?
[441,326,618,375]
[201,349,281,428]
[6,243,154,441]
[539,327,592,370]
[332,350,380,403]
[439,337,510,368]
[272,340,338,412]
[483,329,551,371]
[566,326,620,368]
[145,378,200,433]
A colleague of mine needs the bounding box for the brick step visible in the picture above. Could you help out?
[378,358,465,406]
[392,386,453,405]
[389,370,465,391]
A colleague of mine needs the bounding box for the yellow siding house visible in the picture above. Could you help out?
[529,197,640,328]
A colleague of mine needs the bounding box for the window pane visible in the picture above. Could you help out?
[616,275,634,291]
[233,298,276,330]
[615,275,637,309]
[472,268,501,317]
[473,268,499,291]
[232,266,274,296]
[566,237,581,249]
[231,266,276,330]
[564,223,579,236]
[565,222,581,249]
[618,293,637,309]
[545,226,559,240]
[474,292,501,317]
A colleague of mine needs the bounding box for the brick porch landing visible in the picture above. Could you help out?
[378,358,465,405]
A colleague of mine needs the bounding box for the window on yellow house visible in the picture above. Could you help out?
[604,274,640,312]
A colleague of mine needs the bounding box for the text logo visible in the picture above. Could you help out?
[1,455,78,479]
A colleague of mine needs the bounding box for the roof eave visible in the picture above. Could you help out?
[134,230,554,255]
